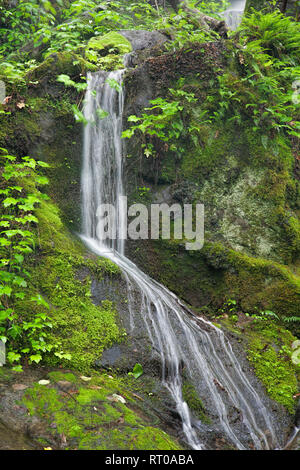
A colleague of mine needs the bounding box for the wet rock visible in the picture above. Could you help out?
[119,30,168,52]
[94,345,123,370]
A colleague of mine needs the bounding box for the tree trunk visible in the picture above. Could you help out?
[281,0,288,13]
[178,1,228,36]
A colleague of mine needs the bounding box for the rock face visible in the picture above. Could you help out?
[119,30,168,51]
[0,22,298,449]
[0,368,182,450]
[121,40,300,329]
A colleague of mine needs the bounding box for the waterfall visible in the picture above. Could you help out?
[80,69,281,450]
[222,0,246,30]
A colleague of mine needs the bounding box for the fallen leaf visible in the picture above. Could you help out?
[3,96,12,105]
[108,394,126,404]
[89,385,101,390]
[38,380,50,386]
[57,380,73,390]
[12,384,28,391]
[80,376,91,382]
[132,393,144,402]
[16,101,25,109]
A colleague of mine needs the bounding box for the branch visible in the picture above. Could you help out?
[179,1,228,36]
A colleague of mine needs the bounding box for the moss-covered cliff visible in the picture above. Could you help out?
[122,40,300,335]
[0,0,299,450]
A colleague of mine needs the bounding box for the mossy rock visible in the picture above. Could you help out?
[123,41,300,338]
[129,237,300,335]
[13,190,124,372]
[21,371,182,450]
[27,51,97,85]
[216,315,299,413]
[182,382,211,424]
[25,247,124,371]
[85,32,132,70]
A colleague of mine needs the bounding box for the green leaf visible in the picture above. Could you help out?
[29,354,42,364]
[0,286,13,297]
[7,351,21,363]
[128,363,143,379]
[105,78,122,93]
[96,108,109,119]
[72,104,88,125]
[2,197,18,207]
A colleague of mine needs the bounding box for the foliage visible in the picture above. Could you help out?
[0,149,70,370]
[0,0,229,85]
[57,74,87,92]
[219,297,300,328]
[190,1,229,17]
[122,79,210,158]
[0,0,56,56]
[240,9,300,62]
[128,363,144,379]
[0,0,159,62]
[154,6,220,50]
[207,10,300,145]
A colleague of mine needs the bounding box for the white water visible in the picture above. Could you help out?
[223,0,246,30]
[80,69,281,450]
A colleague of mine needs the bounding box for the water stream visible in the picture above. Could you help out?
[223,0,246,30]
[80,69,281,450]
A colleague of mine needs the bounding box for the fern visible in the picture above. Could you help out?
[283,316,300,323]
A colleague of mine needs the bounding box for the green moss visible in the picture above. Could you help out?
[21,372,181,450]
[29,251,123,371]
[27,51,97,82]
[245,0,273,12]
[85,32,132,71]
[47,371,77,383]
[182,382,210,424]
[104,426,180,451]
[23,384,63,417]
[12,189,124,372]
[0,367,15,383]
[133,236,300,338]
[247,322,299,413]
[36,199,80,254]
[215,311,299,413]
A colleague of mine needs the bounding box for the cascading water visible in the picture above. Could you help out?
[222,0,246,30]
[80,69,282,450]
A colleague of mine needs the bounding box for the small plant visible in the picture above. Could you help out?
[105,78,123,93]
[282,316,300,324]
[128,363,143,379]
[138,186,150,198]
[56,74,87,92]
[0,149,70,370]
[122,79,207,159]
[207,10,300,142]
[251,310,280,321]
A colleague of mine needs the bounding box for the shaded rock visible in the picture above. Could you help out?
[119,30,168,52]
[94,345,123,370]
